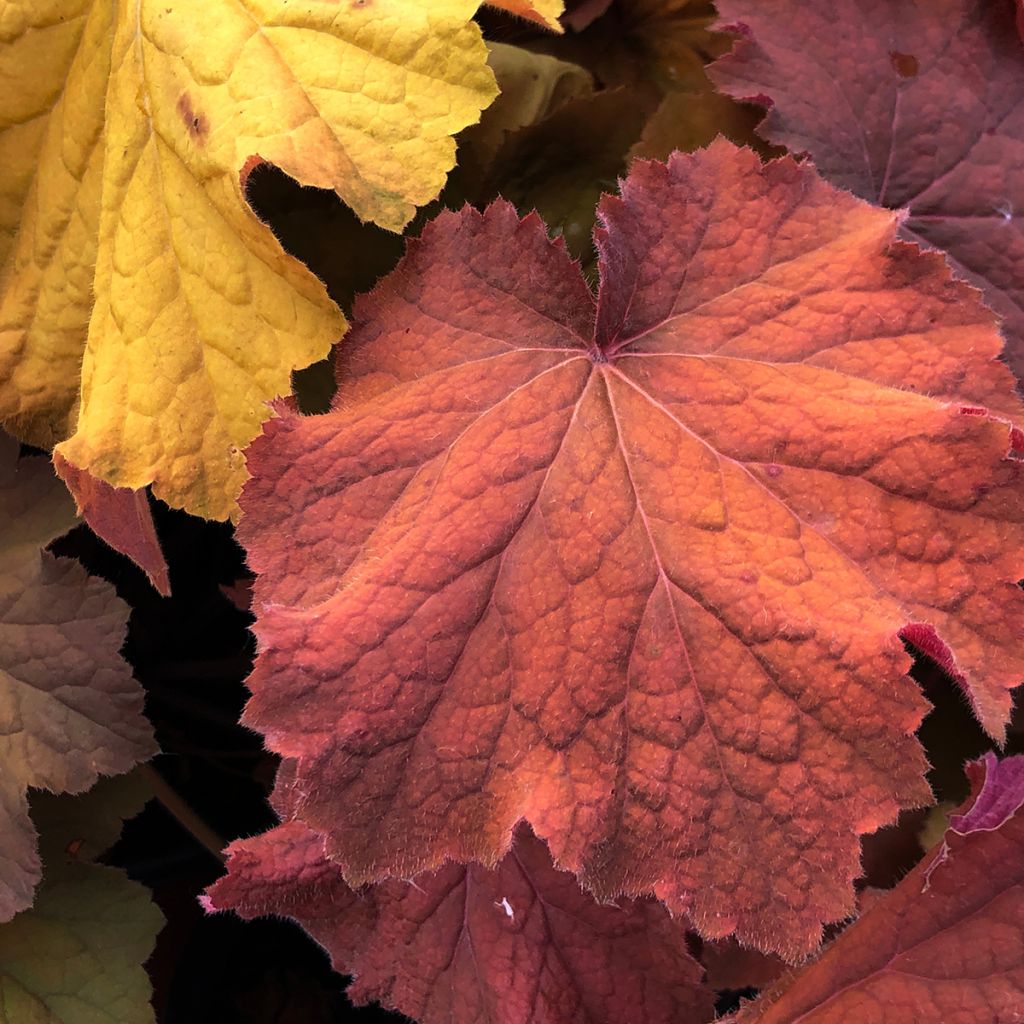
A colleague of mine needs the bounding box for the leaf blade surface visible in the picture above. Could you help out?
[1,0,497,518]
[725,753,1024,1023]
[711,0,1024,379]
[238,142,1024,956]
[0,434,156,921]
[207,820,712,1024]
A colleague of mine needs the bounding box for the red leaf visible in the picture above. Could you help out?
[711,0,1024,379]
[725,752,1024,1022]
[205,820,712,1024]
[237,142,1024,956]
[53,453,170,596]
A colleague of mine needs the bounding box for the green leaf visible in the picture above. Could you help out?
[0,775,162,1024]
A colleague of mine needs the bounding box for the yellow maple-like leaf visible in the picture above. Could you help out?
[0,0,497,519]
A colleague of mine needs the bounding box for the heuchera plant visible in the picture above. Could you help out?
[0,1,1022,1021]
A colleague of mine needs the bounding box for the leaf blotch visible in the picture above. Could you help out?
[176,92,209,143]
[889,51,920,78]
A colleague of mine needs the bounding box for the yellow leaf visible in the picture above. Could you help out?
[0,0,497,519]
[0,0,110,448]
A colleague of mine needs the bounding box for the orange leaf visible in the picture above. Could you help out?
[53,452,170,596]
[237,142,1024,957]
[206,818,712,1024]
[724,753,1024,1022]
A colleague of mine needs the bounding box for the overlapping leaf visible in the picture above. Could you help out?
[459,43,594,181]
[0,775,162,1024]
[726,753,1024,1022]
[522,1,776,194]
[236,142,1024,956]
[711,0,1024,378]
[539,0,727,90]
[53,454,170,596]
[206,819,712,1024]
[472,87,652,263]
[629,89,767,164]
[0,434,155,921]
[488,0,566,31]
[0,0,498,518]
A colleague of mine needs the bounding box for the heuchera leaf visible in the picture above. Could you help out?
[0,433,156,921]
[0,775,162,1024]
[475,87,652,263]
[52,452,170,597]
[237,141,1024,956]
[488,0,566,31]
[710,0,1024,379]
[629,89,768,164]
[459,43,594,180]
[206,819,712,1024]
[545,0,728,92]
[725,753,1024,1022]
[0,0,497,519]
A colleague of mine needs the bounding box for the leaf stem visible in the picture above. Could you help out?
[141,764,226,863]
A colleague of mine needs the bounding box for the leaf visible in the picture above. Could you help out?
[0,433,156,921]
[724,752,1024,1022]
[473,87,652,263]
[52,453,170,597]
[459,43,594,180]
[538,0,728,91]
[563,0,614,32]
[524,1,770,189]
[32,770,152,867]
[488,0,566,31]
[0,775,162,1024]
[629,89,770,163]
[206,820,713,1024]
[236,142,1024,957]
[711,0,1024,379]
[0,0,498,519]
[448,42,641,270]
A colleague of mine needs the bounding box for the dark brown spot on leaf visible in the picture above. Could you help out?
[889,51,919,78]
[177,92,209,143]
